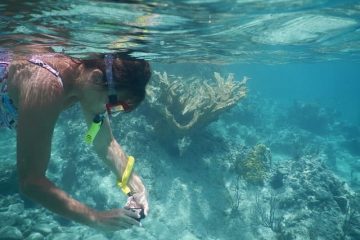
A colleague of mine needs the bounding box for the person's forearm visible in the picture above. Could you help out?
[100,139,145,194]
[21,177,97,226]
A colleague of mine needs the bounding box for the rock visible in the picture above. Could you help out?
[333,196,348,213]
[0,226,23,239]
[17,218,32,228]
[49,233,81,240]
[86,234,108,240]
[8,203,24,215]
[0,165,18,195]
[25,232,44,240]
[0,212,17,227]
[47,233,67,240]
[314,189,332,202]
[270,170,284,189]
[179,230,200,240]
[33,223,52,235]
[269,156,351,239]
[349,228,360,239]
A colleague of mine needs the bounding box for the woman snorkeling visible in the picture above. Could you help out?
[0,48,150,231]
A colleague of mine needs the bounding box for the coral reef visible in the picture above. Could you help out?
[1,69,359,239]
[227,154,360,240]
[268,128,324,161]
[251,192,282,233]
[146,71,248,136]
[277,156,359,240]
[343,192,360,239]
[342,138,360,156]
[235,144,272,185]
[145,71,248,155]
[286,101,338,135]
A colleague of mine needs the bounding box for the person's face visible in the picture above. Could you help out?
[105,90,138,117]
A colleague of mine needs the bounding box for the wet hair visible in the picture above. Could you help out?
[82,53,151,104]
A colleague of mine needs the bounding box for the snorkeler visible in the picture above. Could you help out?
[0,49,150,231]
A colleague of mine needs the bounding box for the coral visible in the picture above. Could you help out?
[286,101,338,134]
[251,192,282,233]
[235,144,271,185]
[277,156,356,239]
[342,138,360,156]
[146,71,248,137]
[270,170,285,189]
[342,192,360,239]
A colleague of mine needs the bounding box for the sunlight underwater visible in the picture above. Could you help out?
[0,0,360,240]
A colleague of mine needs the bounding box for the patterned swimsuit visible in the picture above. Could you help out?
[0,51,17,129]
[0,51,63,130]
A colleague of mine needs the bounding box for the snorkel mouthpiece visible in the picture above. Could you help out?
[84,114,104,144]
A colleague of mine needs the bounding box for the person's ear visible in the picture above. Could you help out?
[88,69,105,86]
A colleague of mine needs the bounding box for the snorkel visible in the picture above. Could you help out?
[84,54,119,145]
[84,113,104,144]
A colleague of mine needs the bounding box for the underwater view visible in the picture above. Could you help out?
[1,0,360,239]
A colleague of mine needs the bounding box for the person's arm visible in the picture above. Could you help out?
[81,109,149,215]
[16,74,140,231]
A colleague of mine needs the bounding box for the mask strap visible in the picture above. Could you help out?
[104,54,116,98]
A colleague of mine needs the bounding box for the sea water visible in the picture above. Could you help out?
[0,1,359,239]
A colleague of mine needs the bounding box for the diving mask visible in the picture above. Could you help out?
[104,54,134,116]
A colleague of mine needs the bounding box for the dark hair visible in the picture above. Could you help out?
[83,53,151,103]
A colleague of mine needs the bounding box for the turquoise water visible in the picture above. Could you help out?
[1,0,359,62]
[1,1,360,239]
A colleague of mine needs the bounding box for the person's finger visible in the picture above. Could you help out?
[143,205,149,216]
[98,209,141,230]
[105,222,132,231]
[136,198,148,216]
[121,214,141,226]
[117,219,136,229]
[123,208,141,219]
[107,210,140,225]
[100,216,139,230]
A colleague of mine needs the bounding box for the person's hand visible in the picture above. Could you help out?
[91,208,141,231]
[125,191,149,217]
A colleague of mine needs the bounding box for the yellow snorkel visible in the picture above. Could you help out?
[84,114,104,144]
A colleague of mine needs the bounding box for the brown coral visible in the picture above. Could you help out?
[146,71,248,137]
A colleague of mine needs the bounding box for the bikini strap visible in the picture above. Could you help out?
[28,57,63,87]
